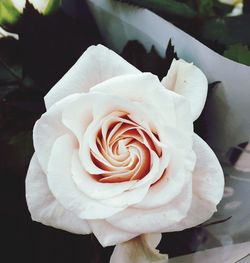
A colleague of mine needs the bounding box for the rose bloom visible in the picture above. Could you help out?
[26,45,224,259]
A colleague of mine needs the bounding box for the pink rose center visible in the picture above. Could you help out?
[90,114,162,183]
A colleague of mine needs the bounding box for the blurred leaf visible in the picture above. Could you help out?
[43,0,61,15]
[0,0,22,27]
[224,43,250,65]
[197,0,215,17]
[116,0,197,18]
[202,15,250,45]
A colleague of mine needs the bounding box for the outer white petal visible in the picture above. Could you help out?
[134,147,196,209]
[44,44,140,109]
[164,134,224,232]
[88,220,139,247]
[91,73,193,133]
[107,178,192,233]
[47,134,125,219]
[26,154,91,234]
[110,233,168,263]
[33,93,80,172]
[161,59,208,121]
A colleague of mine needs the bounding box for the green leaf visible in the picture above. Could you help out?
[197,0,215,17]
[202,15,250,45]
[43,0,61,15]
[0,0,22,27]
[224,43,250,65]
[116,0,197,18]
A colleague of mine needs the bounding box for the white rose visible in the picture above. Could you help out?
[26,44,224,260]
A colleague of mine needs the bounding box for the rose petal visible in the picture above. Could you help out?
[192,134,224,204]
[90,73,193,134]
[71,150,139,201]
[134,147,196,209]
[163,134,224,232]
[44,44,140,109]
[25,154,91,234]
[100,152,161,208]
[161,59,208,121]
[107,178,192,233]
[88,220,139,247]
[33,93,80,172]
[110,233,168,263]
[47,134,125,219]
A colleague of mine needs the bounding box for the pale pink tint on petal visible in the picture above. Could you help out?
[44,45,140,109]
[192,134,224,205]
[71,151,138,201]
[33,93,80,172]
[164,134,224,232]
[107,178,192,233]
[47,134,125,219]
[88,220,139,247]
[26,154,91,234]
[134,146,195,209]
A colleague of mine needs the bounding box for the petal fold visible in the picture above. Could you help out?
[88,220,139,247]
[161,59,208,121]
[163,134,224,232]
[47,134,125,219]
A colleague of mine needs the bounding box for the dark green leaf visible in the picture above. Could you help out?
[224,43,250,65]
[202,15,250,45]
[121,39,178,79]
[197,0,215,17]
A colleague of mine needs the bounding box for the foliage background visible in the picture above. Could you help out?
[116,0,250,66]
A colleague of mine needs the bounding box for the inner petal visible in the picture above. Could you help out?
[86,113,163,184]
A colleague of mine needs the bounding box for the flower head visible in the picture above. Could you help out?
[26,44,224,260]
